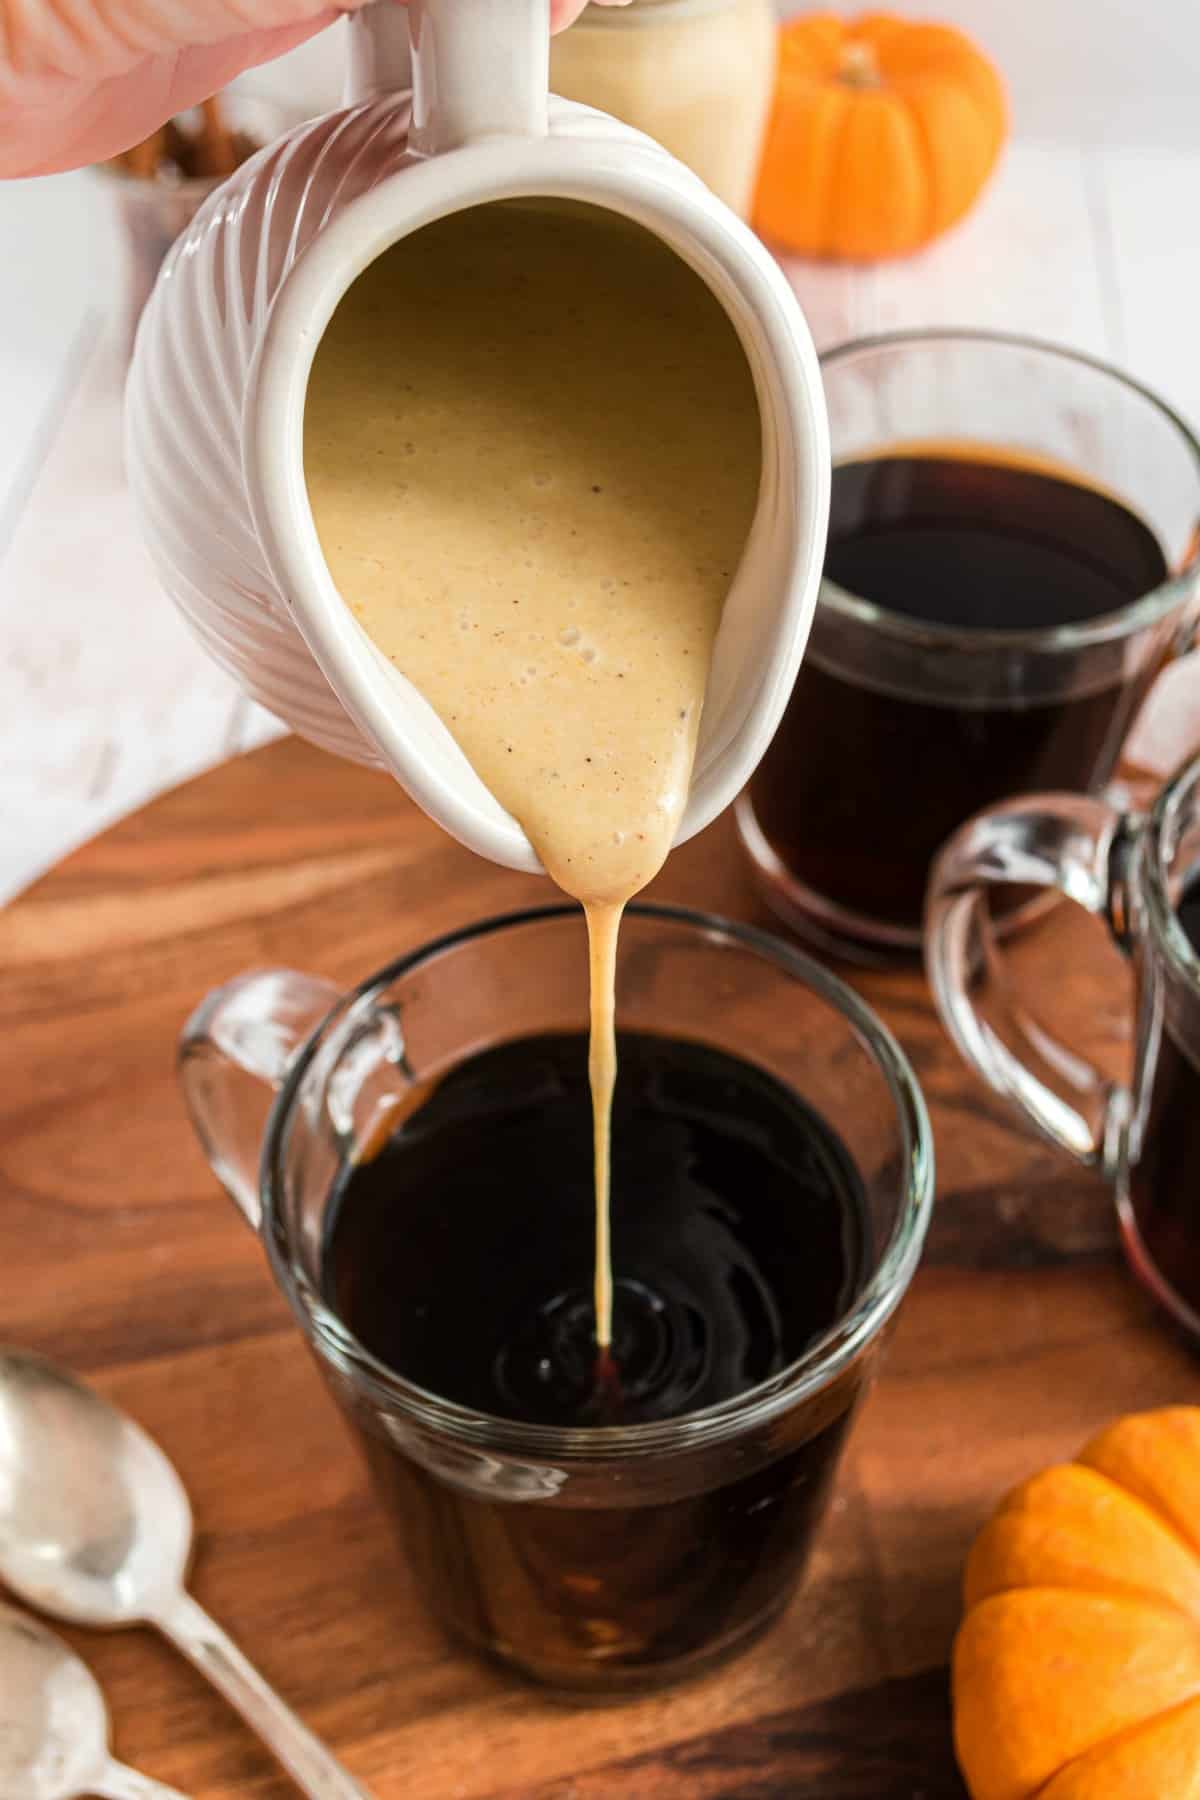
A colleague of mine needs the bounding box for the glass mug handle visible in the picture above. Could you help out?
[925,793,1144,1171]
[1119,600,1200,806]
[179,970,341,1229]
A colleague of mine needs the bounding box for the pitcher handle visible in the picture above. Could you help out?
[344,3,413,102]
[408,0,550,153]
[924,793,1146,1171]
[179,971,341,1229]
[346,0,550,135]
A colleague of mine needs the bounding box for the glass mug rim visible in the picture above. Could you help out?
[1144,752,1200,995]
[817,327,1200,656]
[260,901,935,1460]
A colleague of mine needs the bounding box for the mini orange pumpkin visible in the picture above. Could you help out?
[753,12,1007,261]
[954,1408,1200,1800]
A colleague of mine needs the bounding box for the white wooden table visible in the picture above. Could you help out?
[3,137,1200,903]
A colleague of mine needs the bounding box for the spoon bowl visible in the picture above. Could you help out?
[0,1351,191,1627]
[0,1349,368,1799]
[0,1603,188,1800]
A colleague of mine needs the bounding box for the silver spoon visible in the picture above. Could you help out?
[0,1350,369,1800]
[0,1602,190,1800]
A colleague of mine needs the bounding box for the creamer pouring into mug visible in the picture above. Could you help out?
[304,201,761,1355]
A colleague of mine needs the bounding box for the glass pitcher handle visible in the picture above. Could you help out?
[924,793,1144,1171]
[179,971,341,1229]
[409,0,550,153]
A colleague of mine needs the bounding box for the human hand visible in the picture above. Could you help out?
[0,0,626,180]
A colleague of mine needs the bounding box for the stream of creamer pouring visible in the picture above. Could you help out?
[304,202,761,1355]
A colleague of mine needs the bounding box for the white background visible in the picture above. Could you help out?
[2,6,1199,901]
[787,0,1200,148]
[274,5,1200,147]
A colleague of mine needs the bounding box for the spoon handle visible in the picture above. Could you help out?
[156,1591,371,1799]
[96,1758,192,1800]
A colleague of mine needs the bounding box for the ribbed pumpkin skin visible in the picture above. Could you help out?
[753,11,1007,260]
[953,1408,1200,1800]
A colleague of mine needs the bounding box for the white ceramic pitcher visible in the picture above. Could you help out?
[125,0,830,874]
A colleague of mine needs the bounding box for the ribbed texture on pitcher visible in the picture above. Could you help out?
[125,99,420,767]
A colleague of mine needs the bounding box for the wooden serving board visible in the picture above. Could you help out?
[1,736,1195,1799]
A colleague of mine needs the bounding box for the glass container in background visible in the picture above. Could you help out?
[550,0,777,219]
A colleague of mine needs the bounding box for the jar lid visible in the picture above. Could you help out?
[574,0,737,24]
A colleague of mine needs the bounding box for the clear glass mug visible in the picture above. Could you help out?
[738,331,1200,960]
[926,754,1200,1341]
[180,904,933,1696]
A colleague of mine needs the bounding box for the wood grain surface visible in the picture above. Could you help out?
[1,735,1196,1799]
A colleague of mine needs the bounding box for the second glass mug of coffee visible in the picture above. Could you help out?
[738,330,1200,960]
[926,752,1200,1342]
[180,905,933,1695]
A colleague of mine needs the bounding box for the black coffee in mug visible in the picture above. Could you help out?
[1128,875,1200,1320]
[321,1030,869,1688]
[746,449,1170,942]
[183,904,932,1699]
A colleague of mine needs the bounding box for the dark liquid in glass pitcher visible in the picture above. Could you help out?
[321,1031,870,1688]
[748,452,1170,936]
[1128,879,1200,1323]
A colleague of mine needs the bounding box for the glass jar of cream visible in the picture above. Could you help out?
[550,0,777,219]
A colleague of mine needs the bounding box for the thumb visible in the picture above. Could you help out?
[0,13,350,176]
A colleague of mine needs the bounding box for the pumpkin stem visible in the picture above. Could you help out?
[838,39,883,89]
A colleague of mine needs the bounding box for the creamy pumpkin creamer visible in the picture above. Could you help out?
[304,201,760,1348]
